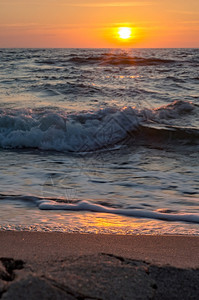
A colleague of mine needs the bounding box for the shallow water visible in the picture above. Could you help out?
[0,48,199,234]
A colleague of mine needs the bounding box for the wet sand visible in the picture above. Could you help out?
[0,231,199,299]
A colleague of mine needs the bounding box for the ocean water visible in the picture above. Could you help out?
[0,48,199,234]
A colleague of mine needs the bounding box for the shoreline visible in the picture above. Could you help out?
[0,231,199,299]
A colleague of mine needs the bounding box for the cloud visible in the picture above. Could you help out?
[168,10,199,15]
[64,1,154,8]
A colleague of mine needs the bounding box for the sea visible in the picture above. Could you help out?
[0,48,199,235]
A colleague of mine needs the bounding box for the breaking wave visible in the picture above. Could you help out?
[0,101,198,152]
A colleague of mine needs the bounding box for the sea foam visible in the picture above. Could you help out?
[0,101,198,152]
[38,199,199,224]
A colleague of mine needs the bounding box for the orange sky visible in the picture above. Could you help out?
[0,0,199,48]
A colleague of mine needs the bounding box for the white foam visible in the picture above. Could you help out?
[0,106,139,151]
[38,200,199,224]
[154,100,195,120]
[0,101,196,152]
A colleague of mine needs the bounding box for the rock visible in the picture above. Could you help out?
[1,275,76,300]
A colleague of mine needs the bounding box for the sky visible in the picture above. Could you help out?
[0,0,199,48]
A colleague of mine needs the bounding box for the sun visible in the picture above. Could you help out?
[118,27,132,40]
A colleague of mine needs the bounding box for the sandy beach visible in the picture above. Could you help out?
[1,0,199,296]
[0,231,199,299]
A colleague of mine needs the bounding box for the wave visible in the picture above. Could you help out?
[38,200,199,223]
[68,53,176,66]
[37,53,175,67]
[0,101,198,152]
[1,195,198,224]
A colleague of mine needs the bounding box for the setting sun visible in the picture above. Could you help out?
[118,27,132,40]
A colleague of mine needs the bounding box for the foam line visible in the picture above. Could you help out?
[38,200,199,224]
